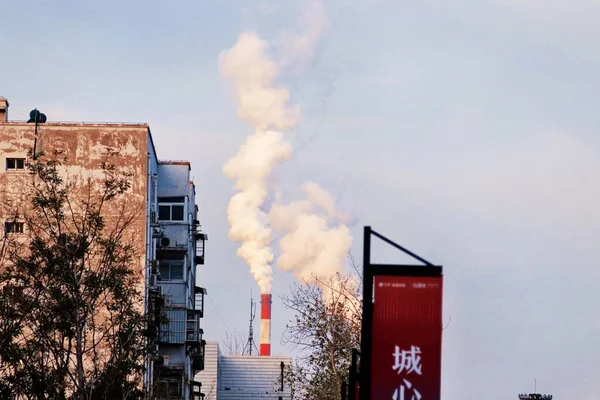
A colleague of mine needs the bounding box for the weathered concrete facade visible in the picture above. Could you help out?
[0,122,151,275]
[0,105,207,399]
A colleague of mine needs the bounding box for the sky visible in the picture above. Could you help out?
[2,0,600,398]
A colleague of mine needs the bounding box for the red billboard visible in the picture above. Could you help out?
[370,275,443,399]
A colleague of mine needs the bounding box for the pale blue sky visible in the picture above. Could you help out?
[2,0,600,398]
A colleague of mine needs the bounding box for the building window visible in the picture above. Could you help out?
[159,258,184,280]
[158,204,184,221]
[158,197,186,222]
[6,158,25,171]
[4,222,24,234]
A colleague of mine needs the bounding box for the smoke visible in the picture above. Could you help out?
[220,32,297,293]
[277,0,329,70]
[221,1,351,294]
[319,273,362,313]
[269,182,353,284]
[219,32,301,131]
[222,131,293,293]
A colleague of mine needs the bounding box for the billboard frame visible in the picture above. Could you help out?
[359,226,443,400]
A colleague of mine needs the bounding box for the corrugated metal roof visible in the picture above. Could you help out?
[219,356,292,400]
[196,342,293,400]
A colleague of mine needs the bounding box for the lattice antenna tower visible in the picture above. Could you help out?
[243,296,259,355]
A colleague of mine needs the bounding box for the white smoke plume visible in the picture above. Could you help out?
[277,0,329,70]
[220,32,301,131]
[222,130,293,293]
[220,32,297,293]
[221,1,348,294]
[269,182,354,284]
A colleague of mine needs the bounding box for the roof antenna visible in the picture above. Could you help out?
[27,109,47,160]
[243,292,258,355]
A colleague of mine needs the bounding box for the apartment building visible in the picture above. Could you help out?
[0,98,207,399]
[152,160,207,399]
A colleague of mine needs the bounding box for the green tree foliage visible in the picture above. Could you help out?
[281,268,362,400]
[0,151,149,399]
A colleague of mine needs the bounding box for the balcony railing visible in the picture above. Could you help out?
[194,286,206,318]
[190,379,205,400]
[158,309,186,344]
[159,307,205,345]
[186,317,203,342]
[189,340,206,373]
[194,232,207,265]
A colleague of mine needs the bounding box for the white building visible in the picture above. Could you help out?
[197,342,292,400]
[151,160,208,399]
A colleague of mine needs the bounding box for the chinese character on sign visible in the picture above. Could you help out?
[392,345,422,375]
[391,346,423,400]
[392,379,422,400]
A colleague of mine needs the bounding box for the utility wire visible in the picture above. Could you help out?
[206,293,232,334]
[11,106,28,120]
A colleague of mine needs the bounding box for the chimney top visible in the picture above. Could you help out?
[0,97,9,122]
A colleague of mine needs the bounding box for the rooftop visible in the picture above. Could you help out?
[1,120,149,127]
[158,160,191,167]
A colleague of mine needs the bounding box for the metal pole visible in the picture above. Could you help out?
[341,381,348,400]
[33,109,39,159]
[359,226,372,400]
[349,348,359,400]
[370,230,435,266]
[279,361,284,400]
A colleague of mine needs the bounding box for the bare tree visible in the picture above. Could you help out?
[0,150,150,399]
[221,330,247,356]
[281,260,362,400]
[281,253,450,400]
[202,382,217,400]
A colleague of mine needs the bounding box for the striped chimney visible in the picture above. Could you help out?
[260,294,272,356]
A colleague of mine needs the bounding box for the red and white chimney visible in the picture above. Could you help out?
[260,293,271,356]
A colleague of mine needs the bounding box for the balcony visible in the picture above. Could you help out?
[159,308,203,345]
[154,375,184,400]
[188,340,206,373]
[194,286,206,318]
[158,309,186,344]
[147,289,165,341]
[186,315,203,343]
[194,232,207,265]
[190,380,205,400]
